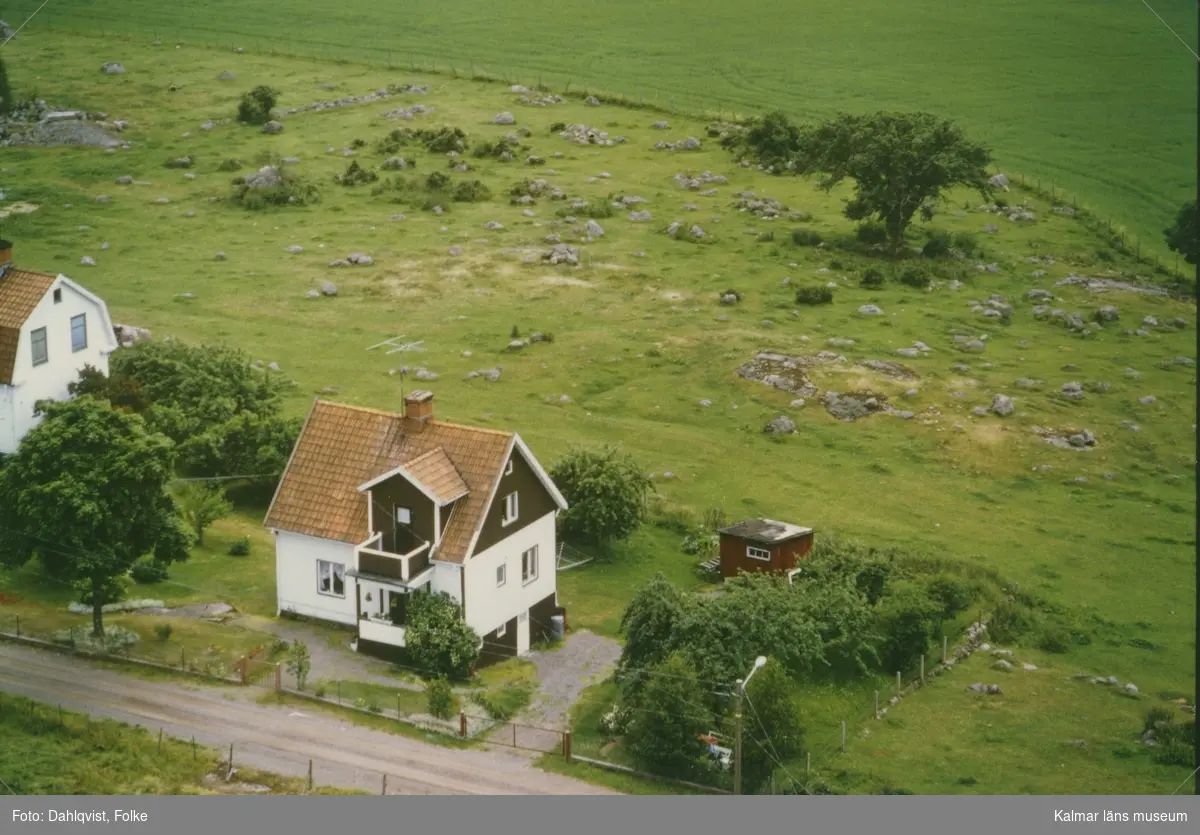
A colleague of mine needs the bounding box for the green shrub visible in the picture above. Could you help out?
[550,121,566,133]
[366,701,383,714]
[952,231,979,255]
[427,677,456,720]
[1036,627,1071,654]
[473,138,519,159]
[987,597,1039,643]
[236,86,278,125]
[130,558,169,584]
[795,286,834,305]
[426,171,451,191]
[228,537,251,557]
[558,201,613,219]
[922,230,953,258]
[335,160,378,186]
[231,171,320,210]
[757,230,775,243]
[154,623,173,641]
[313,684,327,698]
[1096,249,1115,262]
[829,258,844,270]
[452,179,491,202]
[994,197,1008,209]
[899,266,931,289]
[217,157,243,172]
[856,223,888,245]
[1144,707,1174,733]
[792,228,823,246]
[860,269,885,289]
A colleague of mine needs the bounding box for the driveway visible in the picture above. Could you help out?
[0,642,616,795]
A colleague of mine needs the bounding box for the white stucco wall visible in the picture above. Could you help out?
[431,560,463,604]
[463,510,557,640]
[0,276,116,455]
[274,531,358,626]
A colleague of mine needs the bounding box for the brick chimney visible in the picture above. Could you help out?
[404,389,434,422]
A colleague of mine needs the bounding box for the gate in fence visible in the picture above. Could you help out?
[485,720,568,755]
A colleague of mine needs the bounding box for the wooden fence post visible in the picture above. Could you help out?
[459,710,467,738]
[513,722,517,747]
[181,647,186,671]
[563,730,572,762]
[896,671,901,693]
[192,736,196,760]
[920,655,925,682]
[337,681,341,705]
[14,616,18,637]
[396,693,401,719]
[275,663,281,693]
[806,751,810,776]
[239,656,248,685]
[382,774,387,795]
[158,728,163,753]
[874,691,879,719]
[942,636,948,664]
[307,760,313,793]
[841,721,846,752]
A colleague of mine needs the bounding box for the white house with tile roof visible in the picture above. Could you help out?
[263,391,568,660]
[0,256,118,455]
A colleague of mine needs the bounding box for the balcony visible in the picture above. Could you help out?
[359,617,406,648]
[356,540,431,583]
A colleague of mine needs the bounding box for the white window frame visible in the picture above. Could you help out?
[30,327,48,367]
[317,560,346,598]
[71,313,87,353]
[521,545,539,585]
[501,491,519,526]
[396,506,412,525]
[504,458,514,476]
[496,563,506,587]
[496,622,507,638]
[746,545,771,561]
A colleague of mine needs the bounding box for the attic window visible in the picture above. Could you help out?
[504,458,514,476]
[501,492,519,526]
[396,507,412,525]
[52,288,62,304]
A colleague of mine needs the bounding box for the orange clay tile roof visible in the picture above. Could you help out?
[404,447,470,504]
[0,267,58,385]
[264,400,513,564]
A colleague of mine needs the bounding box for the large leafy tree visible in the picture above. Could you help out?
[404,592,480,679]
[550,445,651,546]
[876,580,942,673]
[1164,200,1198,265]
[624,652,713,780]
[740,659,805,794]
[795,111,993,255]
[617,572,685,700]
[0,398,192,636]
[175,482,233,546]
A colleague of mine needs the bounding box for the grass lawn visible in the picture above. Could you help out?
[0,694,359,794]
[5,0,1194,251]
[0,31,1193,794]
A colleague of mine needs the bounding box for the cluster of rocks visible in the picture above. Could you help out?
[380,104,436,121]
[1033,305,1092,334]
[764,416,796,436]
[1054,273,1169,297]
[518,93,564,106]
[653,136,702,151]
[113,323,152,347]
[736,352,822,399]
[507,332,550,350]
[731,192,800,219]
[952,334,988,353]
[965,682,1004,696]
[894,341,934,358]
[512,178,566,202]
[328,252,374,267]
[673,170,728,190]
[491,111,516,125]
[1079,674,1139,697]
[664,219,705,239]
[557,124,625,146]
[282,84,427,117]
[822,390,892,422]
[242,166,283,189]
[857,359,917,380]
[541,243,580,265]
[382,156,411,170]
[1033,425,1098,450]
[101,62,126,74]
[969,293,1014,321]
[974,262,1000,273]
[464,367,503,381]
[979,199,1036,223]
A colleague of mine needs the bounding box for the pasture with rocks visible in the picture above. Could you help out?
[0,30,1194,795]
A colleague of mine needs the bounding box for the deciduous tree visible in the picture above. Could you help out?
[550,445,651,545]
[0,397,192,636]
[1164,200,1198,265]
[617,573,685,699]
[404,592,480,679]
[624,653,712,780]
[175,483,233,546]
[741,659,805,794]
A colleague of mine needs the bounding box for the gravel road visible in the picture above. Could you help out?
[0,642,615,796]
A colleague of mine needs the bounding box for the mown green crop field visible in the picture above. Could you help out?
[0,27,1194,793]
[3,0,1196,250]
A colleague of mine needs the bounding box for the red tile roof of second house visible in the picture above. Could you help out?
[0,267,58,385]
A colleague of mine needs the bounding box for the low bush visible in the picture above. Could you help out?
[335,160,378,186]
[217,158,243,172]
[560,201,613,219]
[1036,627,1071,654]
[550,121,566,133]
[154,623,173,641]
[427,677,456,720]
[791,228,823,246]
[130,558,169,584]
[795,286,834,305]
[987,597,1040,644]
[231,171,320,210]
[452,179,491,202]
[899,266,931,289]
[922,230,953,258]
[860,269,885,289]
[236,86,278,125]
[757,230,775,243]
[228,537,251,557]
[952,231,979,255]
[473,138,520,159]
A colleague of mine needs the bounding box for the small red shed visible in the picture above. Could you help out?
[717,518,814,579]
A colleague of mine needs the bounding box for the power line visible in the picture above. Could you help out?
[1170,765,1199,795]
[172,473,281,483]
[1138,0,1200,62]
[0,0,54,49]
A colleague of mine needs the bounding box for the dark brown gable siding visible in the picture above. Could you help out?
[371,473,436,552]
[471,447,557,557]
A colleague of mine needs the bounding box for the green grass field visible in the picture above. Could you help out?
[0,30,1194,793]
[0,694,357,794]
[3,0,1195,250]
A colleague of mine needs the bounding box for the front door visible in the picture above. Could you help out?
[388,590,408,626]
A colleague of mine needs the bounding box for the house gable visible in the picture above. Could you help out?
[367,470,437,554]
[469,435,564,558]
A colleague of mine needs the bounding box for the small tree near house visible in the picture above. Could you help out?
[237,86,278,125]
[740,658,805,794]
[404,592,479,680]
[175,482,233,546]
[550,445,651,546]
[285,640,311,689]
[0,397,192,637]
[624,652,712,781]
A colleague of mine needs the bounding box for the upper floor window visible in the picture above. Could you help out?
[521,545,539,584]
[30,327,48,366]
[396,507,412,525]
[501,492,519,526]
[52,288,62,304]
[71,314,87,352]
[496,563,506,587]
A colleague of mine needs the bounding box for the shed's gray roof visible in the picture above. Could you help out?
[719,518,813,545]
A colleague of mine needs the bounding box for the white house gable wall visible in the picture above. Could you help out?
[462,509,556,639]
[274,531,358,625]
